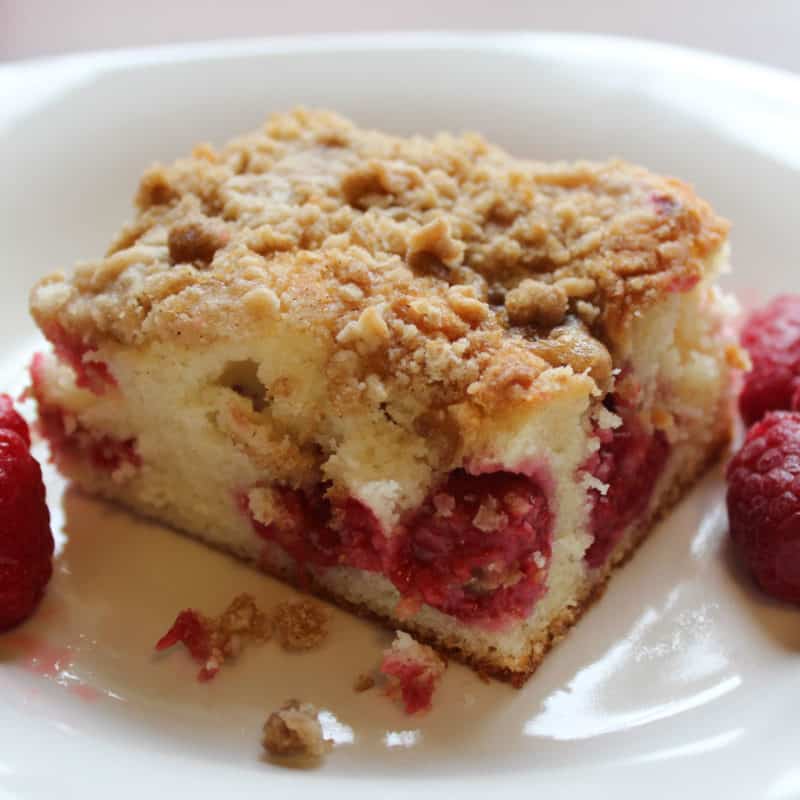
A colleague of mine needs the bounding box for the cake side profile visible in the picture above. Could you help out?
[29,109,738,684]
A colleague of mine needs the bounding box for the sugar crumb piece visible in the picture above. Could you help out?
[407,217,465,273]
[274,600,329,651]
[353,673,376,693]
[556,275,597,299]
[446,285,489,326]
[335,303,390,353]
[242,286,281,319]
[380,631,447,714]
[167,218,229,266]
[576,299,601,325]
[262,700,332,760]
[155,593,271,681]
[505,279,568,327]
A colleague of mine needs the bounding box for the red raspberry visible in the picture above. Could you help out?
[0,429,54,630]
[726,411,800,603]
[739,294,800,425]
[0,394,31,447]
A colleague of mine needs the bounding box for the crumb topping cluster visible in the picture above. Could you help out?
[31,108,728,415]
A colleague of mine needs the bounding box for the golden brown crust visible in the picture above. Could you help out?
[30,108,728,418]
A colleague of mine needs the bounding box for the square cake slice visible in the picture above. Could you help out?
[29,109,738,684]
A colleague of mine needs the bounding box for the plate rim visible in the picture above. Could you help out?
[1,30,799,103]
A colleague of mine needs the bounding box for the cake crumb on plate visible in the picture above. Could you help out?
[262,700,332,760]
[274,600,329,651]
[380,631,447,714]
[155,593,271,681]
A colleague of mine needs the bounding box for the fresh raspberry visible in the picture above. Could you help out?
[739,294,800,425]
[726,411,800,604]
[0,394,30,447]
[0,429,54,630]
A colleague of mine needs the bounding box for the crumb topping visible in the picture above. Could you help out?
[31,108,728,418]
[505,279,568,327]
[167,216,230,266]
[262,700,331,759]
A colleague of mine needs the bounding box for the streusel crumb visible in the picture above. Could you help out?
[505,279,568,327]
[274,600,329,651]
[262,700,331,760]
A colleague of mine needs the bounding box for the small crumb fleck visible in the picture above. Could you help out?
[262,700,332,760]
[274,600,329,651]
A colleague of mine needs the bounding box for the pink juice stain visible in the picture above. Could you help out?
[3,632,100,703]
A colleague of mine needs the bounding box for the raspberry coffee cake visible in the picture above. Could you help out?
[29,109,737,684]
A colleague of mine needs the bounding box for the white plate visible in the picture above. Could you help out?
[1,33,799,800]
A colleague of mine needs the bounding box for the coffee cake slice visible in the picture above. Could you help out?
[29,109,738,684]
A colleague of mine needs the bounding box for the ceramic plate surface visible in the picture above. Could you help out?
[1,33,799,800]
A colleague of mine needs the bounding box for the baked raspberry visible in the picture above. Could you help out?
[0,429,54,631]
[584,396,670,568]
[0,394,31,447]
[739,294,800,425]
[244,469,552,629]
[726,411,800,603]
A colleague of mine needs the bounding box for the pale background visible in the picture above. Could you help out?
[1,0,799,74]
